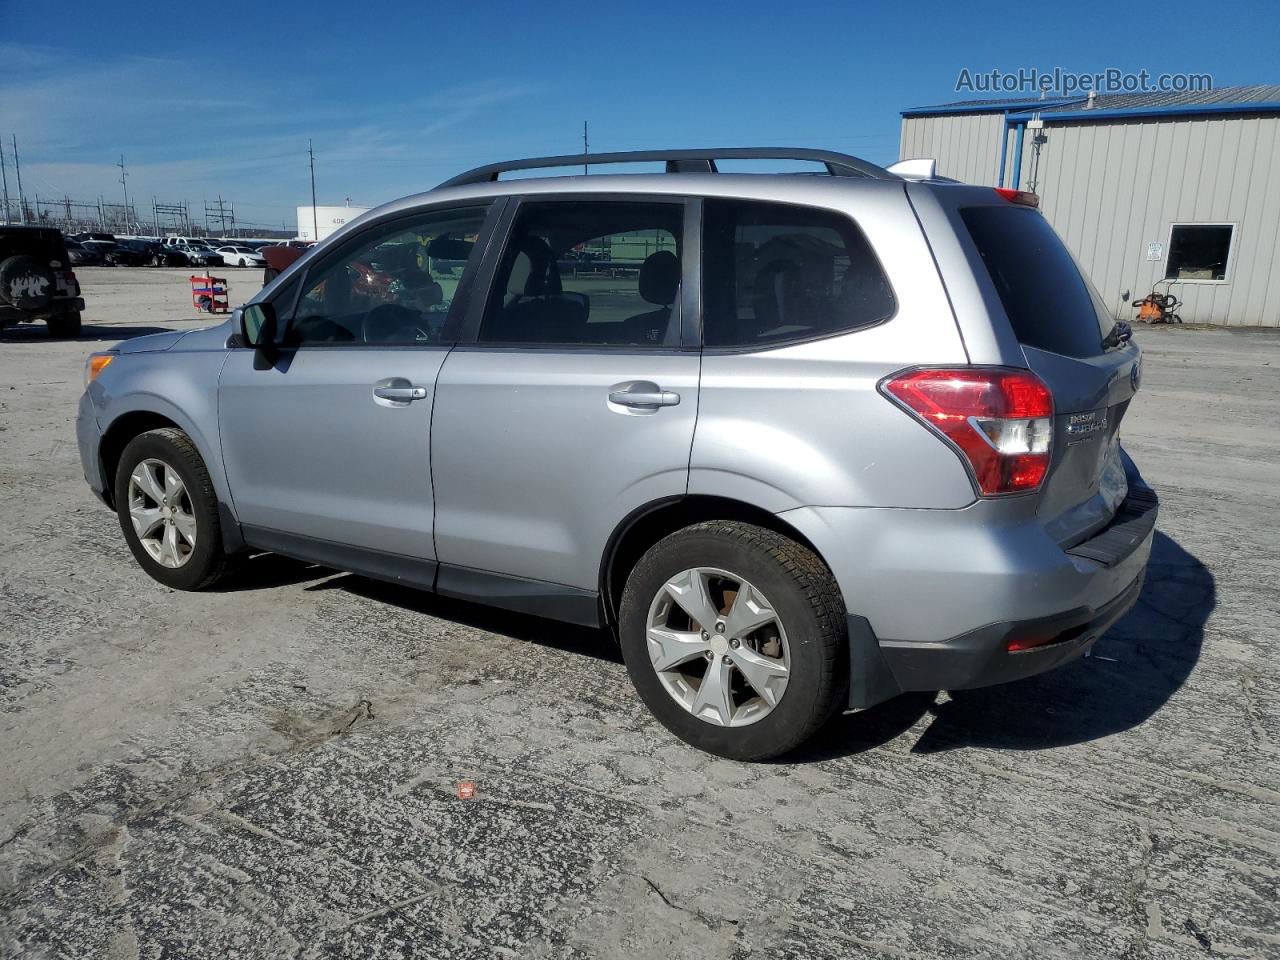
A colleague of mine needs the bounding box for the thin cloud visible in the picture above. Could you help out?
[0,44,544,224]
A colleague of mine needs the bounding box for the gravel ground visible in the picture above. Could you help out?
[1,268,1278,959]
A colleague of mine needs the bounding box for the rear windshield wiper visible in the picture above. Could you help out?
[1102,320,1133,350]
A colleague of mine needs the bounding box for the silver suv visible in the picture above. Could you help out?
[76,149,1157,760]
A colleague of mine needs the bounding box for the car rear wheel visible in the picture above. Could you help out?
[46,310,81,338]
[619,521,848,760]
[114,428,239,590]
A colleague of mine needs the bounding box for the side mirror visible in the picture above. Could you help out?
[240,302,279,364]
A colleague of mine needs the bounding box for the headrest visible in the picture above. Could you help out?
[638,250,679,306]
[513,236,561,296]
[752,259,803,324]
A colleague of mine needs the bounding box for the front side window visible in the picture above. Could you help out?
[480,200,683,346]
[701,199,894,348]
[1165,224,1233,281]
[288,204,489,345]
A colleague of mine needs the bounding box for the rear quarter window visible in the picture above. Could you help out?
[960,206,1112,359]
[702,199,894,349]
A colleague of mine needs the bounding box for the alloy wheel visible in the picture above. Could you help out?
[127,458,196,568]
[645,567,790,727]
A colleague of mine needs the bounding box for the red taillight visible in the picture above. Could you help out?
[882,368,1054,496]
[993,187,1039,208]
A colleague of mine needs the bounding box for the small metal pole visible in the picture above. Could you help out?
[308,139,318,241]
[0,138,10,224]
[118,155,129,232]
[583,121,589,175]
[12,135,27,224]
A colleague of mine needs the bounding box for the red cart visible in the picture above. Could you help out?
[190,275,230,313]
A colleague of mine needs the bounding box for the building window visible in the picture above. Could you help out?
[1165,224,1233,282]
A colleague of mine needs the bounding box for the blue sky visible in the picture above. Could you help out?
[1,0,1276,231]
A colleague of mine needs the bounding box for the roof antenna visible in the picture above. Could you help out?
[583,121,589,175]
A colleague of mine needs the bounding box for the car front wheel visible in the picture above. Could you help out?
[619,521,848,760]
[114,428,239,590]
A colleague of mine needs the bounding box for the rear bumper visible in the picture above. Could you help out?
[865,567,1145,696]
[780,467,1158,706]
[0,297,84,321]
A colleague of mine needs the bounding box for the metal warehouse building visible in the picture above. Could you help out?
[899,84,1280,326]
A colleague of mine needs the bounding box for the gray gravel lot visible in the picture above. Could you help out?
[1,267,1278,959]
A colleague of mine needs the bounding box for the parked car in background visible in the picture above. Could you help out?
[82,240,125,265]
[1,225,84,337]
[65,240,105,267]
[260,243,311,282]
[171,240,224,267]
[70,232,117,245]
[111,238,183,266]
[215,245,266,267]
[75,147,1157,760]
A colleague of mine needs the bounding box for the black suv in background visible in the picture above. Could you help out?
[0,226,85,337]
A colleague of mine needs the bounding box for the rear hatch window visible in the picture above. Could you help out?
[960,206,1111,359]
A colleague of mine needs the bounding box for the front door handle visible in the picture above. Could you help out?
[609,380,680,409]
[373,377,427,404]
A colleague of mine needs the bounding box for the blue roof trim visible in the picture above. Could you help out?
[901,97,1086,117]
[1006,100,1280,122]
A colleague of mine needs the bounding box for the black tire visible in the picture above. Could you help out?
[46,310,82,338]
[238,258,246,267]
[114,427,238,590]
[0,255,56,310]
[619,521,848,761]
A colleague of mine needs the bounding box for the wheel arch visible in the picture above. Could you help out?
[97,406,245,553]
[99,410,184,508]
[599,495,837,631]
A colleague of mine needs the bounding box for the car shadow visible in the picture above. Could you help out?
[211,531,1210,758]
[796,531,1212,760]
[208,552,336,592]
[307,571,623,665]
[0,323,173,343]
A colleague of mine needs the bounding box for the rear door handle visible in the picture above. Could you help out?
[609,380,680,408]
[373,377,427,404]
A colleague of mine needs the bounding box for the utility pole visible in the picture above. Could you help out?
[583,121,589,175]
[12,135,27,224]
[118,155,130,232]
[0,137,10,224]
[308,138,318,241]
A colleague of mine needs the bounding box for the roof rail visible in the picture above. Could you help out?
[436,148,898,189]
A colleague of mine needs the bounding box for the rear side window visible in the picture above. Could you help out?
[701,199,894,348]
[961,206,1112,358]
[480,200,684,347]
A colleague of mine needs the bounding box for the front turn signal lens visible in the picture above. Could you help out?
[85,353,114,385]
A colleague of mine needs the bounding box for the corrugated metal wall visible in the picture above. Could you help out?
[901,112,1280,326]
[900,114,1006,186]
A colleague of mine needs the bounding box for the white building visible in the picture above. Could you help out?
[900,84,1280,326]
[297,203,371,243]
